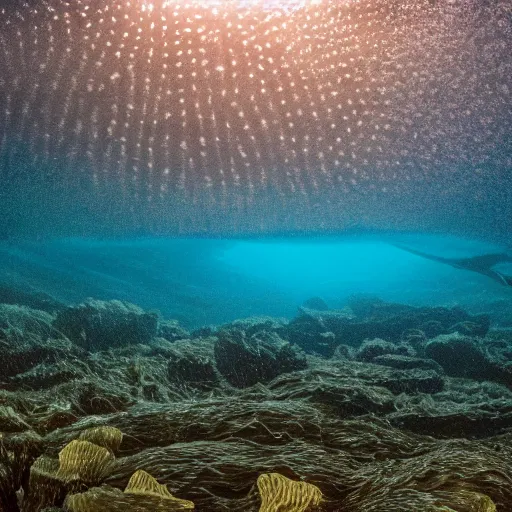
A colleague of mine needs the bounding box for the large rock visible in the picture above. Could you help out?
[425,334,492,380]
[425,333,512,388]
[167,338,220,390]
[285,312,341,357]
[157,320,190,342]
[214,329,307,388]
[1,335,79,380]
[0,305,79,379]
[302,296,330,311]
[355,338,415,362]
[53,300,158,351]
[220,316,287,337]
[0,304,56,339]
[0,285,64,314]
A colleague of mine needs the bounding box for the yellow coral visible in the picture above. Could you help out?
[57,439,115,483]
[125,469,195,508]
[64,470,195,511]
[78,426,123,453]
[257,472,322,512]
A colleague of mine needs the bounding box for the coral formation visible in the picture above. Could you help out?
[1,297,511,510]
[257,473,322,512]
[64,470,195,511]
[20,427,122,510]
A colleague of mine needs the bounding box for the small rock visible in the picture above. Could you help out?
[356,338,414,362]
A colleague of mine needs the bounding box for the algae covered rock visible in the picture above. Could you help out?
[356,338,414,362]
[1,333,78,381]
[157,320,190,343]
[221,316,287,337]
[449,320,490,337]
[372,354,443,373]
[167,339,219,390]
[287,300,490,351]
[7,360,85,390]
[53,300,158,351]
[66,380,136,416]
[214,329,307,388]
[285,312,340,357]
[425,333,512,388]
[0,284,64,314]
[301,296,330,311]
[0,304,56,338]
[425,334,492,380]
[0,405,32,432]
[372,368,444,395]
[0,431,42,511]
[0,304,77,379]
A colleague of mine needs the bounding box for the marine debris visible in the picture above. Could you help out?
[1,296,512,511]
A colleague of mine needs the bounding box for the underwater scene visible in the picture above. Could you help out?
[0,0,511,511]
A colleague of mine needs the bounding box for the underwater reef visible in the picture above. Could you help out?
[1,296,512,511]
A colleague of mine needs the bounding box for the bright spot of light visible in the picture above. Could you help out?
[157,0,324,13]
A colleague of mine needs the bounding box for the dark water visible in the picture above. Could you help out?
[0,0,510,239]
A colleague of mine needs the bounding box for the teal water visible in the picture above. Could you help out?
[0,234,510,328]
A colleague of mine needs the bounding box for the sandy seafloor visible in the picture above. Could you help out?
[1,236,512,511]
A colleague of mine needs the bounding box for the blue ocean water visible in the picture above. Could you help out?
[0,234,510,328]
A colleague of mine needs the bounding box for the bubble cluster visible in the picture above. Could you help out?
[0,0,510,235]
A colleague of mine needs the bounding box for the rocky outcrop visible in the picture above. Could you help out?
[53,300,158,351]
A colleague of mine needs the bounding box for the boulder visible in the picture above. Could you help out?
[53,300,158,351]
[157,320,190,342]
[214,329,307,388]
[425,334,492,380]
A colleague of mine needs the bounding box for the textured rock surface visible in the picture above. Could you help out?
[214,329,307,388]
[284,301,490,355]
[157,321,190,343]
[53,300,158,351]
[425,333,512,388]
[1,299,511,511]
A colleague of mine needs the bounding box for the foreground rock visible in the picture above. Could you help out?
[1,298,512,511]
[0,305,80,381]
